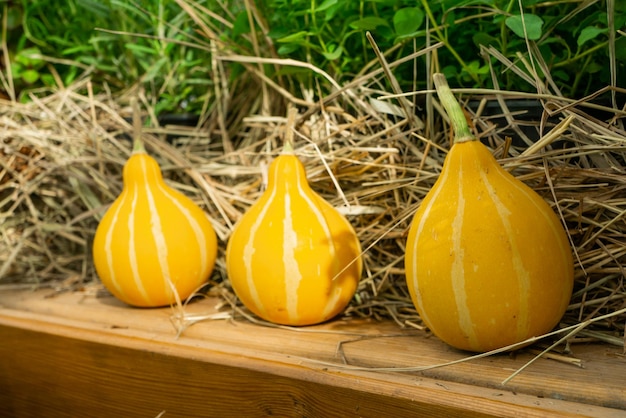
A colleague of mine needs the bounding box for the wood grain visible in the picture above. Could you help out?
[0,289,624,417]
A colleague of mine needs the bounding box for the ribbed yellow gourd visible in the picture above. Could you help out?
[225,152,362,326]
[92,146,218,308]
[405,74,574,352]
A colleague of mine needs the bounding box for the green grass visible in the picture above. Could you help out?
[2,0,624,115]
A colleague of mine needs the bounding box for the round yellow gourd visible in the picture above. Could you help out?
[92,145,218,308]
[405,74,574,352]
[225,152,363,326]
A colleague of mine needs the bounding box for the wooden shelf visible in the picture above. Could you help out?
[1,288,624,417]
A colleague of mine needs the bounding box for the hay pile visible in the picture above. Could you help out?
[1,48,625,350]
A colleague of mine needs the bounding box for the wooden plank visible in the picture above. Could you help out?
[0,288,624,417]
[0,322,487,418]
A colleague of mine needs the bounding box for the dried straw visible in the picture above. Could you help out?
[1,21,625,358]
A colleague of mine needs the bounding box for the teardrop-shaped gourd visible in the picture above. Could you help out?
[225,153,362,326]
[405,74,574,352]
[92,148,218,308]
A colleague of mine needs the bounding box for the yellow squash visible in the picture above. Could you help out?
[405,74,574,352]
[226,151,362,326]
[92,144,218,308]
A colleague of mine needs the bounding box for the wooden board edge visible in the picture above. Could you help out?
[1,306,622,418]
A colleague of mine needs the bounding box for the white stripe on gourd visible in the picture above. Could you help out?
[282,191,302,322]
[480,162,531,342]
[143,157,175,304]
[102,189,133,300]
[152,165,213,299]
[241,176,278,318]
[450,160,475,347]
[127,185,153,305]
[409,150,450,329]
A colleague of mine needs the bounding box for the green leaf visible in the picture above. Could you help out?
[277,44,300,55]
[10,62,23,78]
[552,70,570,82]
[277,31,310,43]
[322,45,343,61]
[47,35,73,47]
[15,47,43,67]
[585,61,603,74]
[349,17,389,31]
[371,0,400,5]
[472,32,498,48]
[616,13,626,30]
[393,7,424,37]
[442,0,495,6]
[444,10,456,27]
[40,74,56,87]
[232,11,250,38]
[323,2,342,21]
[21,69,40,84]
[125,43,158,55]
[316,0,338,12]
[577,26,607,47]
[63,66,78,86]
[267,26,289,40]
[142,57,168,83]
[178,78,213,86]
[76,0,112,18]
[62,45,94,55]
[505,14,543,40]
[442,65,458,81]
[461,60,489,81]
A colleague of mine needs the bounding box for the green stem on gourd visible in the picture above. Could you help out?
[282,105,297,154]
[433,73,476,144]
[131,96,147,154]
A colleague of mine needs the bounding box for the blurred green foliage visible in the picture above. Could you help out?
[257,0,625,96]
[2,0,217,114]
[1,0,623,114]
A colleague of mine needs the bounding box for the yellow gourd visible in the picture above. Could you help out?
[405,74,574,352]
[225,110,362,326]
[92,139,218,308]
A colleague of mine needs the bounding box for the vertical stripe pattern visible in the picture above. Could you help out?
[226,154,362,326]
[449,162,476,347]
[93,152,218,308]
[405,141,573,352]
